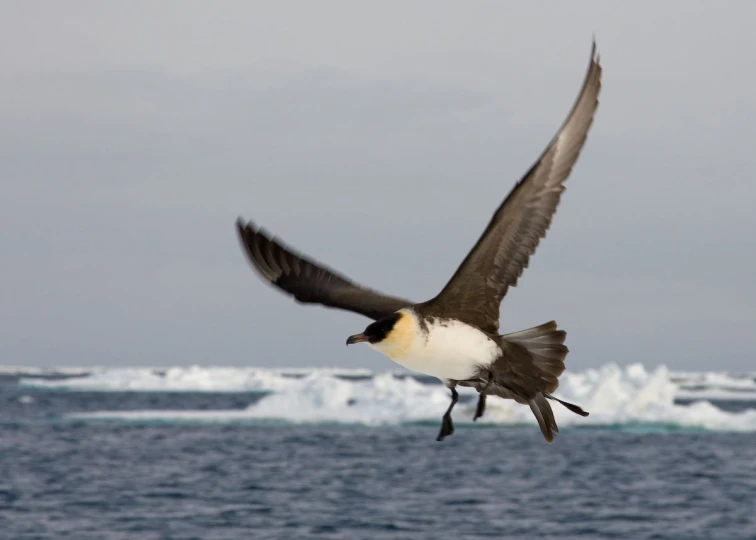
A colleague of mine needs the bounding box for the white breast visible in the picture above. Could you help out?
[369,312,502,381]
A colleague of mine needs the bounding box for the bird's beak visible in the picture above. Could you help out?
[346,333,368,346]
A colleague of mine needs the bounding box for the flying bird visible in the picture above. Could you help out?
[236,41,601,442]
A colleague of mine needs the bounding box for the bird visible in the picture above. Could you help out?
[236,40,601,443]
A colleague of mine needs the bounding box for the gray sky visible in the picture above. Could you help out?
[1,1,754,371]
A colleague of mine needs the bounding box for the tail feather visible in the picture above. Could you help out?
[497,321,590,441]
[502,321,568,392]
[545,393,590,417]
[529,393,558,443]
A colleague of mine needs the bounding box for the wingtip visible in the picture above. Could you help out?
[591,36,601,69]
[236,216,258,229]
[237,217,265,241]
[589,36,600,65]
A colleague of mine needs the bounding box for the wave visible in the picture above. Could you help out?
[18,363,754,433]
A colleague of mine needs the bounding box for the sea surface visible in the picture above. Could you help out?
[1,364,756,539]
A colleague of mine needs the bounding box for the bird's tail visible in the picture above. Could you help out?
[529,393,559,443]
[502,321,589,442]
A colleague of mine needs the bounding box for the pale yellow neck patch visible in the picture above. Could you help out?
[368,309,422,360]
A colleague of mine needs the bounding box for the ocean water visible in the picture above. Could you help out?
[2,364,756,539]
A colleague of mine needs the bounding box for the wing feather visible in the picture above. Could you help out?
[427,41,602,333]
[236,219,412,320]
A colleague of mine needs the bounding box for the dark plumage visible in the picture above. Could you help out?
[235,222,411,320]
[236,41,602,442]
[424,41,602,334]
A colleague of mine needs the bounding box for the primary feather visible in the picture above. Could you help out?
[426,42,602,333]
[236,219,412,320]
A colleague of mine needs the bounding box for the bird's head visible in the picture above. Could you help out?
[346,310,418,359]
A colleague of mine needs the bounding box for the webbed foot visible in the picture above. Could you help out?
[437,414,454,441]
[436,385,459,442]
[473,393,486,421]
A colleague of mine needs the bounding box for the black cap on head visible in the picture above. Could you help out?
[346,312,402,345]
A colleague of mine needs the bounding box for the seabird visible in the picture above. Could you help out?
[236,41,601,442]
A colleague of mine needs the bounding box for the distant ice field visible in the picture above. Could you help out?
[5,363,756,433]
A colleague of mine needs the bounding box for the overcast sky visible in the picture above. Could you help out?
[1,1,754,372]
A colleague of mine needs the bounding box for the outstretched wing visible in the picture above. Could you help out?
[427,41,602,334]
[236,219,412,320]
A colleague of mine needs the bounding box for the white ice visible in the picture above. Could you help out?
[35,363,756,433]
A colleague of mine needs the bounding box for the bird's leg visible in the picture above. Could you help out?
[473,372,494,421]
[437,384,459,442]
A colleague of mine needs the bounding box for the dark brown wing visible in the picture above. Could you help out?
[426,41,602,333]
[236,218,412,320]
